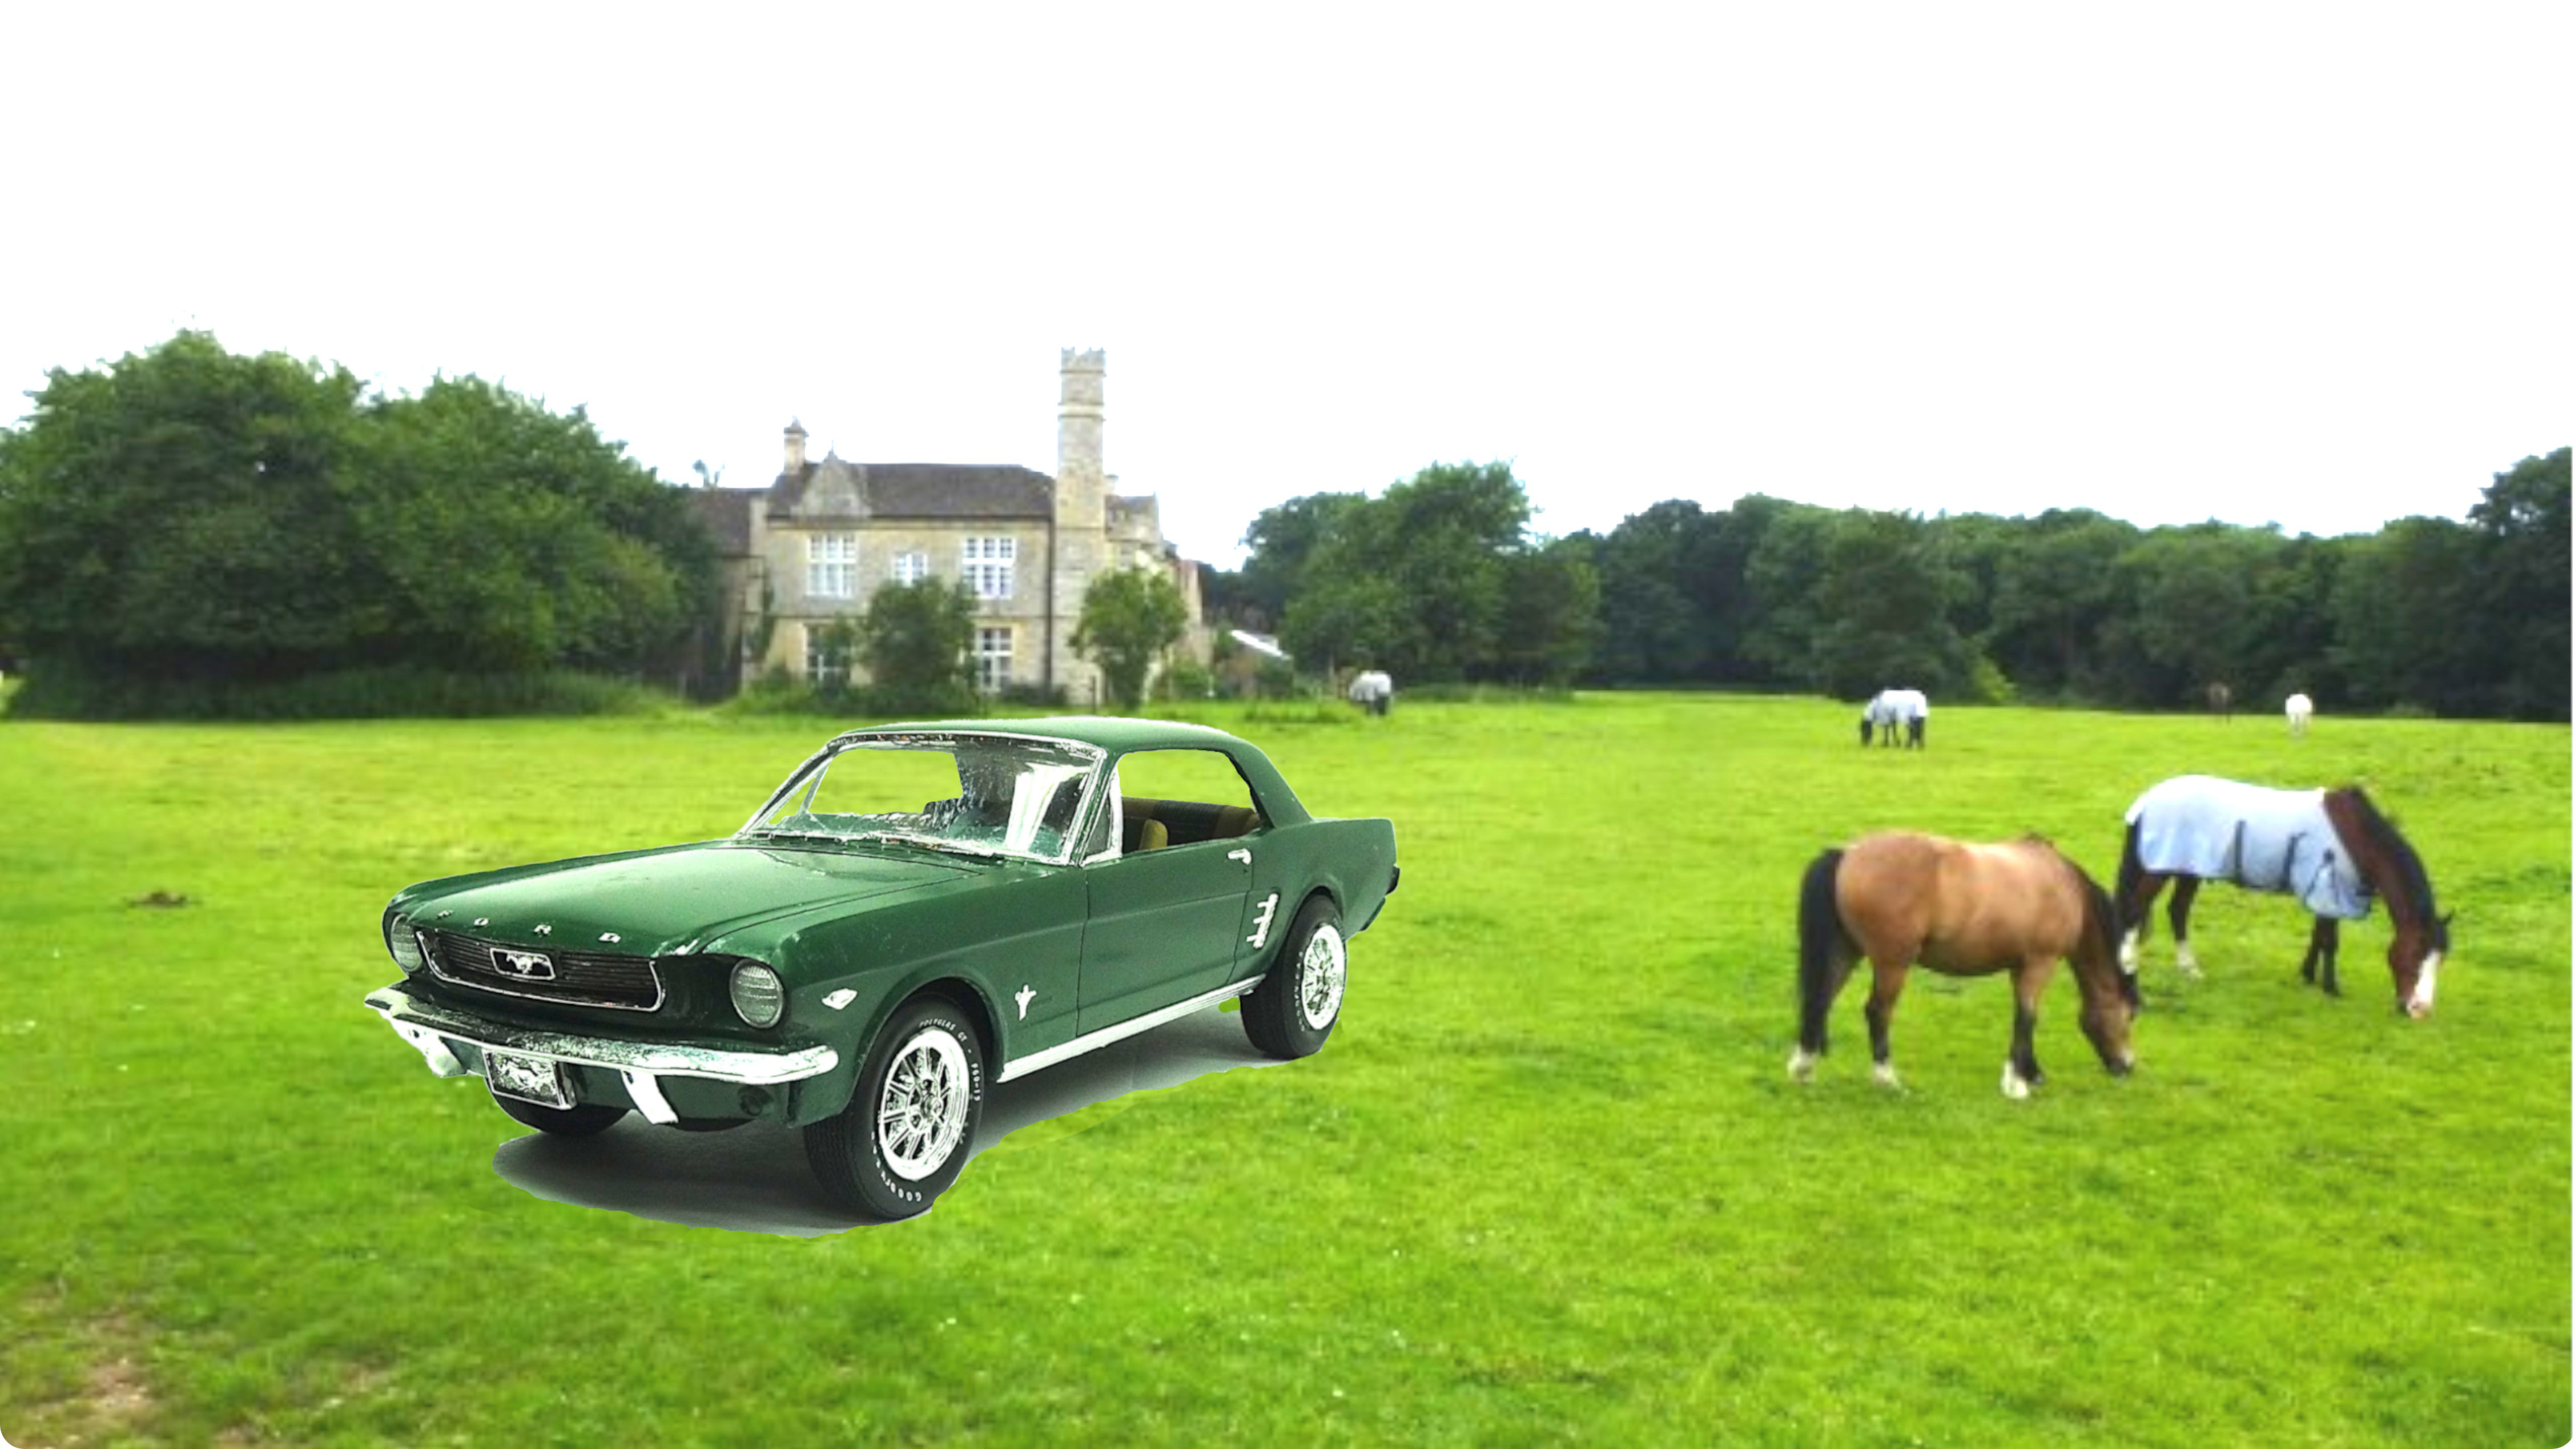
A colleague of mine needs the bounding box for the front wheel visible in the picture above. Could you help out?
[1241,896,1345,1060]
[804,997,986,1219]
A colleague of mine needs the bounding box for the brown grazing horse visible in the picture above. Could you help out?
[2115,776,2451,1018]
[1789,832,2138,1098]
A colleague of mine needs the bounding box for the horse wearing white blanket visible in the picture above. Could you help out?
[2114,774,2450,1018]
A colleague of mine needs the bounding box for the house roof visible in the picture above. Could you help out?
[685,487,760,554]
[768,459,1054,522]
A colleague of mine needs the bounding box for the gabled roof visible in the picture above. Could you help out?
[768,459,1054,522]
[685,487,760,554]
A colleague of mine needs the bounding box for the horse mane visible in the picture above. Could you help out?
[2050,846,2137,1007]
[2332,786,2445,947]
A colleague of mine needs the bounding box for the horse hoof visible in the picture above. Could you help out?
[2000,1065,2032,1100]
[1870,1062,1901,1091]
[1787,1049,1816,1084]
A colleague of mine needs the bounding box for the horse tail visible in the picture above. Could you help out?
[2115,818,2149,947]
[1797,848,1850,1055]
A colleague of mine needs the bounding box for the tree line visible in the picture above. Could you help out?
[0,332,721,715]
[1210,450,2569,721]
[0,332,1204,719]
[3,334,2560,723]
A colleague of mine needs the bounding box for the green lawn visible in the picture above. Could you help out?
[1,696,2566,1446]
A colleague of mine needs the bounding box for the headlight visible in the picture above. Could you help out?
[730,962,785,1027]
[386,912,425,971]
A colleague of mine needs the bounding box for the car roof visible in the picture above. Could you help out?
[819,715,1312,826]
[832,715,1247,755]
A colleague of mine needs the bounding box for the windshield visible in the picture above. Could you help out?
[739,733,1101,864]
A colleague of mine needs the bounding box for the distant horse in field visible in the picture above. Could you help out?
[2284,693,2313,737]
[1789,832,2137,1098]
[2205,682,2234,721]
[2115,775,2450,1017]
[1860,689,1928,749]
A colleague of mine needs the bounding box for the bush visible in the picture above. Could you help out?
[1,661,669,721]
[1966,654,2017,706]
[1158,659,1216,702]
[714,675,983,721]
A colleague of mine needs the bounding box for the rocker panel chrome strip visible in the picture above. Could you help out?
[996,977,1260,1084]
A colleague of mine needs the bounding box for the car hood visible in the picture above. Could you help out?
[399,840,976,955]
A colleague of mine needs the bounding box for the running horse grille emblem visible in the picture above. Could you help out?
[492,948,556,981]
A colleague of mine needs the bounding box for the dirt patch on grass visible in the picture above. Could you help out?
[6,1312,158,1448]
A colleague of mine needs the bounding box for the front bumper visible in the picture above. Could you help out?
[364,981,840,1126]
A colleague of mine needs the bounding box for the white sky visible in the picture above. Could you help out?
[3,4,2566,565]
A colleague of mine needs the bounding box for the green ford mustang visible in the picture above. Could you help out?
[367,716,1400,1218]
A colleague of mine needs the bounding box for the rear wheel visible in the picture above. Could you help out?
[491,1088,625,1137]
[1241,896,1345,1060]
[805,997,986,1218]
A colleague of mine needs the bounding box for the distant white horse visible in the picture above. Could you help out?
[2285,693,2314,738]
[1347,670,1393,717]
[1860,688,1928,748]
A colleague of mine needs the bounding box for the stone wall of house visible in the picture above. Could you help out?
[728,348,1190,707]
[1049,349,1109,703]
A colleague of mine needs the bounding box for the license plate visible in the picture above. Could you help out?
[485,1049,572,1108]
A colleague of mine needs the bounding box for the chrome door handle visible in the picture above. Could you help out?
[1227,848,1252,864]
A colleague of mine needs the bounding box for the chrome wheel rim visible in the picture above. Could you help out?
[1297,923,1346,1031]
[877,1026,971,1181]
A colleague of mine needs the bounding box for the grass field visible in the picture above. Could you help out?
[1,696,2566,1446]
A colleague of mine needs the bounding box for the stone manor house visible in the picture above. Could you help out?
[689,350,1206,703]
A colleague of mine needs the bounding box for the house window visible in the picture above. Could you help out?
[893,551,930,586]
[805,622,850,686]
[807,533,858,600]
[962,537,1016,601]
[976,627,1014,692]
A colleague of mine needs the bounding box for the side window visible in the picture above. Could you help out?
[1112,749,1266,853]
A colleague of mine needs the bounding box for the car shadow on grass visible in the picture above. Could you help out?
[489,1004,1281,1236]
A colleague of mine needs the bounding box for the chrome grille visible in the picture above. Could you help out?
[423,929,664,1011]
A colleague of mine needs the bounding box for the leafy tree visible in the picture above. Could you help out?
[1492,537,1602,686]
[353,374,715,675]
[2467,447,2570,719]
[0,332,718,707]
[1808,509,1966,699]
[1738,503,1839,686]
[1282,461,1536,684]
[1235,493,1367,631]
[1984,510,2136,697]
[1277,567,1406,680]
[854,578,979,711]
[1073,567,1190,711]
[0,332,373,677]
[2095,525,2268,708]
[2331,518,2482,714]
[1587,502,1715,683]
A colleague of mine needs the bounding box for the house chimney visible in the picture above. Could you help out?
[784,419,808,473]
